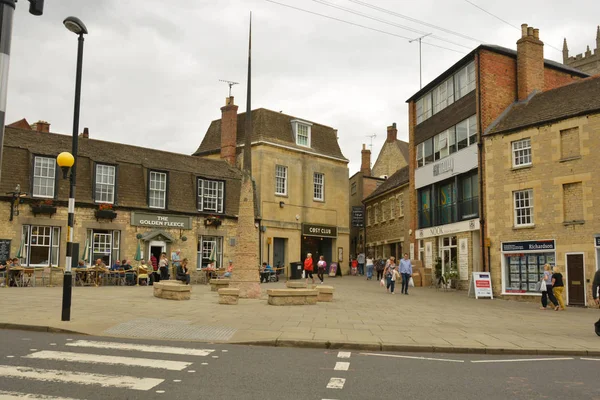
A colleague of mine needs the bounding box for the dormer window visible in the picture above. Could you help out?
[291,119,312,147]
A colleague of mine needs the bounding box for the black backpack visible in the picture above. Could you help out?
[595,319,600,337]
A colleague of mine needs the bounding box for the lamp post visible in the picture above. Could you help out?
[57,16,87,322]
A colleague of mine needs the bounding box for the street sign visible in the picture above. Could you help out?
[352,206,364,227]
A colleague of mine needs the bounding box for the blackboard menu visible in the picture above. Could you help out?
[0,239,11,264]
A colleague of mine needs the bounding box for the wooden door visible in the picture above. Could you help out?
[567,254,585,306]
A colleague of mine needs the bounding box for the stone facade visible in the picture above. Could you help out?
[371,124,409,179]
[563,26,600,76]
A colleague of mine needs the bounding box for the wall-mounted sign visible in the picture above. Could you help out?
[131,212,192,230]
[595,237,600,247]
[433,158,454,176]
[459,238,469,281]
[501,240,555,252]
[417,219,479,239]
[0,239,10,264]
[352,206,364,227]
[302,223,337,238]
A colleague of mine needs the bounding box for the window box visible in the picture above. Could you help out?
[95,209,117,220]
[31,204,57,216]
[204,216,222,227]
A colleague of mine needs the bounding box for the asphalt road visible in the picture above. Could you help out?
[0,329,599,400]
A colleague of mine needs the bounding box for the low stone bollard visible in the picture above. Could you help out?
[153,281,191,300]
[267,289,318,305]
[210,278,230,292]
[285,281,307,289]
[316,285,334,302]
[218,288,240,305]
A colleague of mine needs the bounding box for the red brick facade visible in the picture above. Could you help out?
[220,96,238,166]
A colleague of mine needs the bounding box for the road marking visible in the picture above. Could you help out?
[24,351,192,371]
[334,362,350,371]
[188,370,196,373]
[360,352,464,363]
[201,363,208,365]
[156,391,165,394]
[0,390,81,399]
[212,356,219,358]
[49,344,56,346]
[581,358,600,362]
[173,379,182,382]
[326,377,346,389]
[0,365,163,391]
[29,349,37,352]
[471,357,573,364]
[337,352,351,359]
[66,340,214,356]
[6,355,14,358]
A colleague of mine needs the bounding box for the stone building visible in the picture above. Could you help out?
[363,166,410,260]
[371,123,409,179]
[195,97,350,275]
[563,26,600,76]
[484,76,600,305]
[0,121,246,281]
[405,24,588,289]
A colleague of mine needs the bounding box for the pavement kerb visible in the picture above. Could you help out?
[0,323,87,336]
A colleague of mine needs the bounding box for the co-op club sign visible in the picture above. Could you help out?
[131,212,192,230]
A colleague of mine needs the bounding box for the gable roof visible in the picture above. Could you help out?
[7,118,31,130]
[395,140,409,163]
[406,44,589,103]
[487,75,600,135]
[194,108,347,161]
[363,166,410,203]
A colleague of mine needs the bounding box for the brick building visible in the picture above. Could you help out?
[563,26,600,76]
[0,121,246,280]
[484,76,600,305]
[363,166,410,260]
[405,24,588,289]
[195,97,349,275]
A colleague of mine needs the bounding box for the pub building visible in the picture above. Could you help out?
[0,121,249,281]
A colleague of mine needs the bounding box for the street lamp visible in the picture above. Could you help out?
[59,16,87,322]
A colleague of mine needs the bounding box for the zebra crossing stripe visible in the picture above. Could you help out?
[326,377,346,389]
[0,391,81,399]
[0,365,163,391]
[24,351,192,371]
[334,362,349,371]
[66,340,214,356]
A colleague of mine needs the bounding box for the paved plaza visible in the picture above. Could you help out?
[2,277,600,355]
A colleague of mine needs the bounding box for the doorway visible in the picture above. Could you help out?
[439,235,457,274]
[301,236,333,267]
[566,253,585,306]
[273,238,286,276]
[149,241,166,266]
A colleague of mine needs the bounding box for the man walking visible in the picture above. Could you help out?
[357,252,365,276]
[399,253,412,295]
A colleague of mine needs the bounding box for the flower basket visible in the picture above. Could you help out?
[204,216,222,227]
[95,209,117,220]
[31,204,57,216]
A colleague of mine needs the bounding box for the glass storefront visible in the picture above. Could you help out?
[502,240,556,294]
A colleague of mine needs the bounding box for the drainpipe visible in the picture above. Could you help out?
[476,53,487,274]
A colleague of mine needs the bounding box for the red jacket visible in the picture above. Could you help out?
[304,258,313,272]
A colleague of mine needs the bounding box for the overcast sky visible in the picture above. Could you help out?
[7,0,599,174]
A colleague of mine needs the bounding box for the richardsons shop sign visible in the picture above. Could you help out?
[131,212,192,230]
[302,223,337,238]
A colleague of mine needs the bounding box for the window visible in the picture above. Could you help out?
[416,116,476,169]
[21,225,60,267]
[32,156,56,198]
[95,164,116,204]
[448,127,457,154]
[85,229,120,267]
[456,119,469,151]
[367,207,372,226]
[418,188,432,228]
[560,127,580,159]
[563,182,583,222]
[381,200,387,221]
[514,189,534,226]
[512,138,532,167]
[398,194,404,217]
[505,252,554,293]
[198,179,224,213]
[149,171,167,209]
[374,204,379,224]
[416,93,432,124]
[351,181,357,196]
[433,77,454,114]
[418,240,424,261]
[468,116,477,145]
[437,180,457,225]
[390,198,395,219]
[275,165,288,195]
[459,172,479,220]
[313,172,324,201]
[198,235,223,269]
[424,138,434,164]
[416,142,424,167]
[434,130,449,160]
[456,61,476,100]
[291,120,312,147]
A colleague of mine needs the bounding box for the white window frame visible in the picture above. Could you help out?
[416,142,424,168]
[95,164,116,204]
[275,165,288,196]
[456,61,476,100]
[21,225,60,267]
[390,197,395,220]
[514,189,534,227]
[198,178,224,213]
[367,206,372,226]
[433,77,455,114]
[86,229,120,267]
[512,138,532,168]
[416,93,432,124]
[32,156,56,198]
[398,194,404,217]
[149,171,167,209]
[374,203,379,224]
[313,172,324,201]
[291,119,312,147]
[197,235,223,270]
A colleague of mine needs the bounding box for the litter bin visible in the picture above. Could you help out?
[290,261,303,280]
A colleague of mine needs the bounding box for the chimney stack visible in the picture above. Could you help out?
[360,143,371,176]
[31,120,50,133]
[220,96,238,166]
[80,127,89,138]
[386,122,397,142]
[516,23,544,101]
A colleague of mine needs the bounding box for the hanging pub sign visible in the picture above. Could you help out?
[352,206,364,227]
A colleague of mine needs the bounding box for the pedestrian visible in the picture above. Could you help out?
[159,252,170,280]
[351,257,358,276]
[384,258,398,294]
[376,258,385,281]
[317,255,327,284]
[399,253,412,295]
[366,255,374,280]
[592,268,600,306]
[539,264,558,310]
[224,260,234,278]
[551,266,566,311]
[304,253,314,285]
[357,252,365,276]
[260,262,272,283]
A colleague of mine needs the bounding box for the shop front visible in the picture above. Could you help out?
[500,239,555,295]
[300,223,336,270]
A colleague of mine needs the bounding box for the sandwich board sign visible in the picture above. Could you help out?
[469,272,493,299]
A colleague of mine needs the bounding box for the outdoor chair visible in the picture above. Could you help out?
[22,268,35,287]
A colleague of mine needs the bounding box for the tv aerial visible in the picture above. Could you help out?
[366,133,377,151]
[219,79,239,97]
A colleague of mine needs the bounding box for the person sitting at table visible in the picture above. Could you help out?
[176,258,190,285]
[8,258,22,286]
[122,259,136,285]
[138,260,149,286]
[260,262,272,283]
[110,259,121,271]
[223,260,234,278]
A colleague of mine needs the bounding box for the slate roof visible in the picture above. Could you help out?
[194,108,347,161]
[487,75,600,135]
[363,166,410,203]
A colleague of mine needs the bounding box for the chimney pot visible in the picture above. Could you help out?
[533,28,539,39]
[521,24,528,38]
[516,23,544,101]
[82,127,89,138]
[527,27,534,37]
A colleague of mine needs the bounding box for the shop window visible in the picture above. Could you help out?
[505,253,555,293]
[21,225,60,267]
[149,171,167,209]
[94,164,116,204]
[32,156,56,198]
[197,236,223,269]
[560,127,580,159]
[275,165,288,196]
[563,182,583,222]
[514,189,534,227]
[86,229,120,266]
[512,138,531,168]
[459,172,479,220]
[197,178,224,213]
[436,180,457,225]
[418,187,432,228]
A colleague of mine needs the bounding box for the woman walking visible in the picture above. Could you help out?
[159,252,169,281]
[540,264,558,310]
[376,259,385,281]
[366,255,374,280]
[304,253,315,285]
[551,266,566,311]
[384,257,398,294]
[317,256,327,284]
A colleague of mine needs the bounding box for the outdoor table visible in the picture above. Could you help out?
[8,267,24,287]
